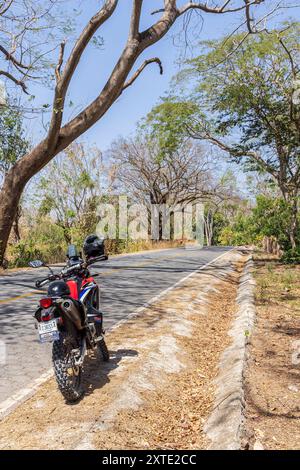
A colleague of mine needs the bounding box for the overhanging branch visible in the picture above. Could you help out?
[0,70,28,94]
[179,0,261,15]
[121,57,163,92]
[186,120,278,179]
[55,41,66,82]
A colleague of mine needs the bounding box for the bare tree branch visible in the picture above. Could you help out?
[0,44,30,70]
[129,0,143,39]
[0,70,28,93]
[122,57,163,92]
[179,0,260,15]
[55,41,66,82]
[47,0,118,149]
[0,0,14,16]
[58,0,118,98]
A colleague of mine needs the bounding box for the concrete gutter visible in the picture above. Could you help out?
[204,256,256,450]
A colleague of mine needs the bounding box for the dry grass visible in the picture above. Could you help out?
[243,261,300,450]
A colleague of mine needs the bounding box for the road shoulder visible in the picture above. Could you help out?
[0,249,246,450]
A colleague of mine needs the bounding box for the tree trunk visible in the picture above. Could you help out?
[0,177,24,265]
[204,211,213,246]
[0,140,50,265]
[13,205,22,242]
[62,227,72,245]
[289,200,298,250]
[0,44,142,264]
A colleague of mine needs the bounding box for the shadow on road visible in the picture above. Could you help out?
[77,348,139,401]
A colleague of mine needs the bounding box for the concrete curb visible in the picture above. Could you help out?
[203,257,256,450]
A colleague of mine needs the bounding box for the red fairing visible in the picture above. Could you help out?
[82,277,94,287]
[67,280,79,300]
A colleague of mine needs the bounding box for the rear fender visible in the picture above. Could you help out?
[34,305,58,323]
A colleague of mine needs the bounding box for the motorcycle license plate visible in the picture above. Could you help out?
[38,319,59,343]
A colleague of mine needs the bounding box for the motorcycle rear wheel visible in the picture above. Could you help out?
[52,332,84,402]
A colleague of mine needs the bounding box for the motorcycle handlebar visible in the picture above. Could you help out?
[35,274,60,288]
[61,263,83,276]
[35,278,50,288]
[35,255,107,287]
[61,255,107,275]
[86,254,107,265]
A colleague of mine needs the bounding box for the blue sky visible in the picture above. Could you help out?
[22,0,300,153]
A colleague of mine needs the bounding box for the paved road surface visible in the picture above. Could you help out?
[0,246,232,403]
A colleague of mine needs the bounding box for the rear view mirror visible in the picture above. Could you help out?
[29,260,44,268]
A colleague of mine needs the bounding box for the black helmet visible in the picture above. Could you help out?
[83,234,104,260]
[47,280,70,298]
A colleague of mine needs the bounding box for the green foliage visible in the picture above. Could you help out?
[281,248,300,265]
[217,194,298,248]
[142,98,200,158]
[0,106,29,174]
[251,195,298,250]
[218,214,262,246]
[34,142,103,243]
[8,219,66,267]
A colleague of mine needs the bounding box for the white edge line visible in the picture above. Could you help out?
[0,247,236,421]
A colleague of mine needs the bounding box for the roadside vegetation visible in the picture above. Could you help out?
[243,252,300,449]
[0,2,299,268]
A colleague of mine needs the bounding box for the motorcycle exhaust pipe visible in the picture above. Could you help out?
[60,299,85,331]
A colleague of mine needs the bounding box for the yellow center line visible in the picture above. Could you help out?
[0,291,41,305]
[0,252,186,305]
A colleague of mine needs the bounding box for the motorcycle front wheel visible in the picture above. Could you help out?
[52,332,84,403]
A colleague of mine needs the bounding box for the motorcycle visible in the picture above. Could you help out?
[29,238,109,402]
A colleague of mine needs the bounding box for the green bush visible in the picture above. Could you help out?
[281,248,300,265]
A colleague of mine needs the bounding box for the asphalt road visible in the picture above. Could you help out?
[0,246,232,403]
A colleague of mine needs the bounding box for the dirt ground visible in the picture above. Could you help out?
[0,251,244,450]
[243,259,300,450]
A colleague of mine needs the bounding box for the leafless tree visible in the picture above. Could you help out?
[109,136,215,207]
[109,135,220,240]
[0,0,266,264]
[0,0,71,95]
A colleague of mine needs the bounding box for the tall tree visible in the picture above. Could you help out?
[0,0,266,264]
[146,24,300,248]
[109,136,214,208]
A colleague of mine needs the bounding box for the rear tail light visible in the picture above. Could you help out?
[41,313,51,322]
[39,298,53,309]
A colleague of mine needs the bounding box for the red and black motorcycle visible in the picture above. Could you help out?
[29,235,109,402]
